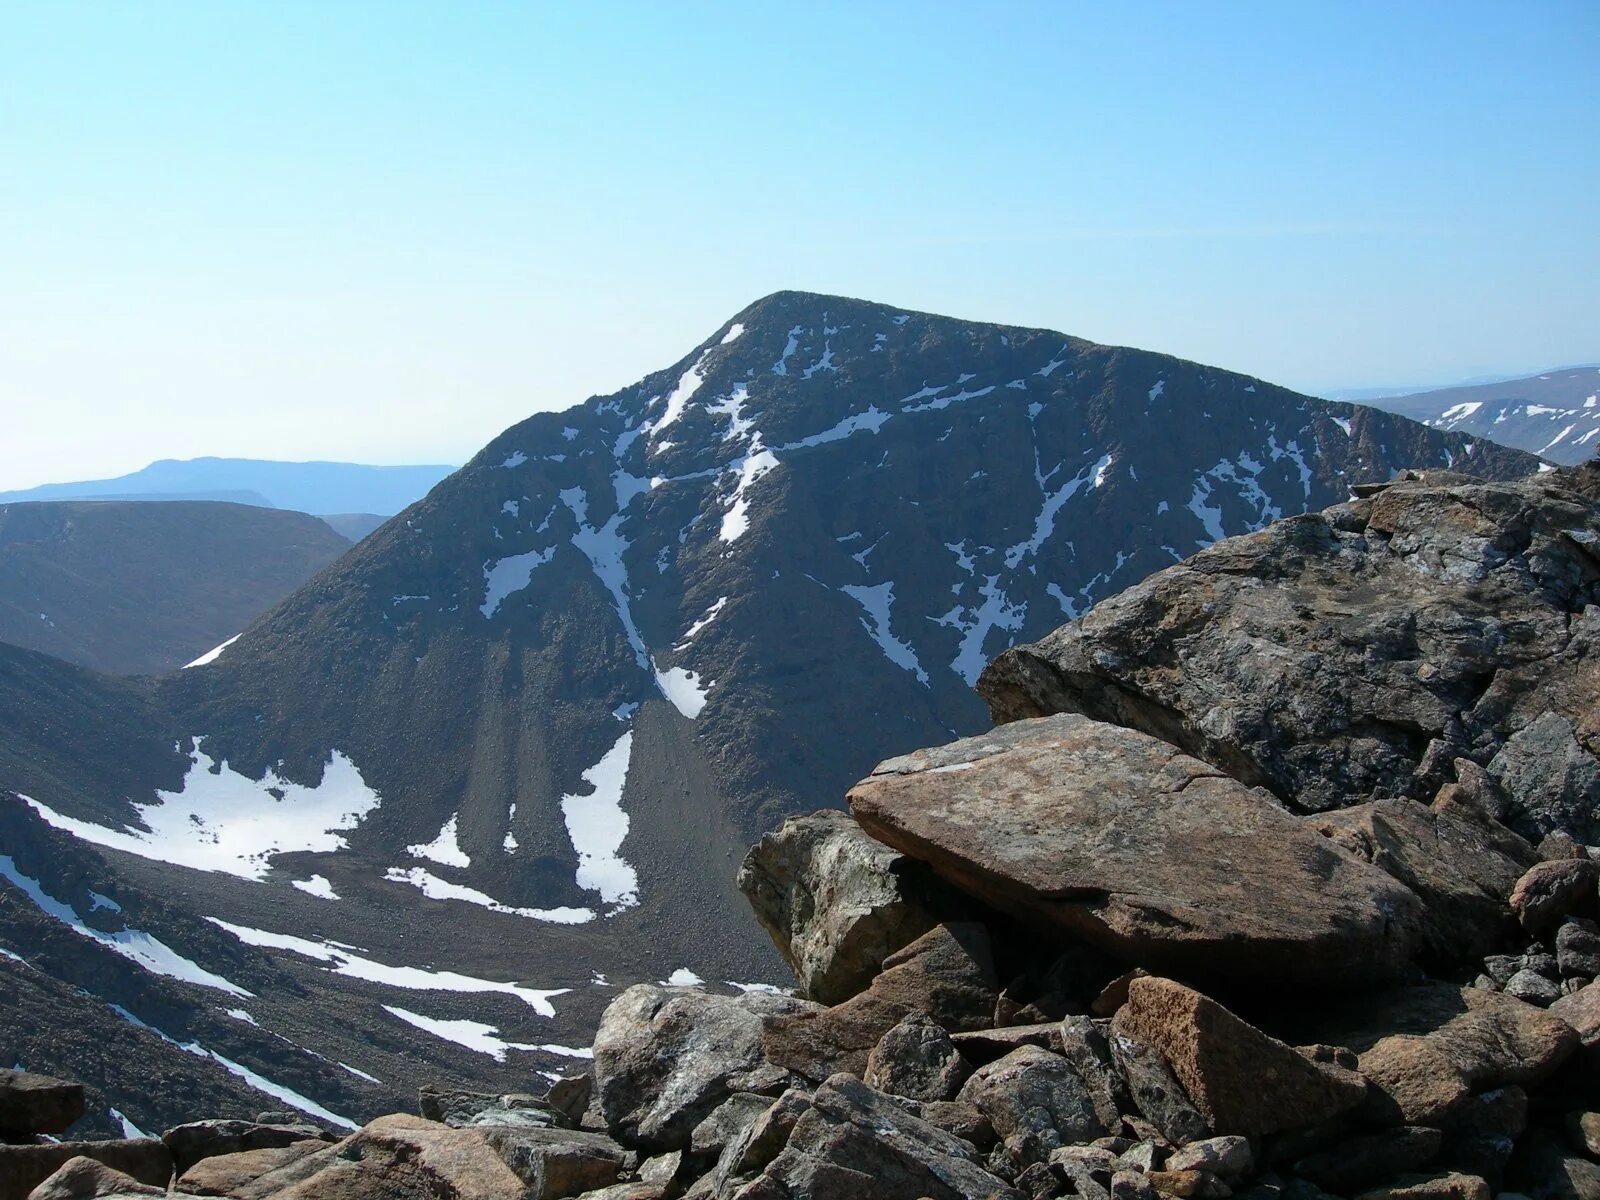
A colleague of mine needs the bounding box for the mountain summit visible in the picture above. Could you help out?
[0,291,1539,1133]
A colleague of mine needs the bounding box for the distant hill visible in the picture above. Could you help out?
[1356,367,1600,464]
[0,458,456,517]
[317,513,390,542]
[0,501,352,674]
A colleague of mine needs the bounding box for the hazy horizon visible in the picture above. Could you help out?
[4,2,1595,490]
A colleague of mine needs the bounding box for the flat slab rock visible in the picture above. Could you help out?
[0,1071,82,1139]
[976,468,1600,841]
[849,712,1429,991]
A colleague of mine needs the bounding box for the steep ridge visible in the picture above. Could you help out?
[0,502,352,674]
[0,291,1540,1134]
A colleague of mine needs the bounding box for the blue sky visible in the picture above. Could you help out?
[2,1,1595,488]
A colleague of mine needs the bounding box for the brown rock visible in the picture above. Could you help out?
[1146,1170,1208,1197]
[0,1141,170,1200]
[1569,1111,1600,1158]
[949,1024,1064,1067]
[1318,985,1579,1125]
[24,1156,165,1200]
[760,922,997,1082]
[956,1045,1108,1151]
[1312,798,1535,965]
[850,714,1433,993]
[0,1072,83,1140]
[1353,1172,1491,1200]
[1113,977,1366,1137]
[176,1141,327,1197]
[161,1121,332,1176]
[1511,860,1599,936]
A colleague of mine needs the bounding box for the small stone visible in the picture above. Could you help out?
[1114,1168,1159,1200]
[1568,1111,1600,1157]
[1353,1172,1491,1200]
[1509,859,1598,935]
[1166,1137,1253,1180]
[863,1012,972,1102]
[1503,969,1562,1006]
[1116,1142,1163,1173]
[1293,1127,1443,1195]
[1149,1170,1209,1197]
[1482,956,1522,985]
[957,1045,1108,1152]
[1557,919,1600,978]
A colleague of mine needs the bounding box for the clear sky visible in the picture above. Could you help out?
[2,1,1595,489]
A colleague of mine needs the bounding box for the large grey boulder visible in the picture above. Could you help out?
[956,1045,1107,1152]
[592,985,817,1152]
[863,1013,971,1102]
[977,470,1600,834]
[849,713,1430,992]
[738,810,943,1005]
[741,1073,1023,1199]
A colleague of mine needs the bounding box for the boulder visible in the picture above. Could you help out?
[161,1120,332,1175]
[1107,1031,1211,1146]
[949,1025,1063,1068]
[956,1046,1107,1152]
[1113,977,1367,1137]
[689,1093,773,1158]
[23,1157,171,1200]
[1556,920,1600,978]
[1353,1173,1492,1200]
[1317,985,1579,1126]
[916,1102,995,1151]
[737,810,944,1005]
[849,714,1432,992]
[1312,798,1535,965]
[710,1087,811,1195]
[1512,1128,1600,1200]
[1164,1137,1252,1179]
[416,1087,571,1130]
[1568,1112,1600,1158]
[1056,1017,1133,1133]
[976,472,1600,833]
[863,1014,971,1102]
[0,1141,170,1200]
[593,984,817,1151]
[0,1072,83,1139]
[1550,980,1600,1047]
[1506,971,1564,1007]
[267,1115,628,1200]
[175,1141,327,1197]
[743,1073,1023,1199]
[1510,861,1598,936]
[760,923,996,1083]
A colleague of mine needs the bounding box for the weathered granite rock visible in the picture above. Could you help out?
[1113,978,1367,1137]
[1511,861,1598,936]
[1056,1017,1133,1133]
[710,1087,811,1195]
[743,1074,1023,1199]
[593,985,817,1151]
[1354,1172,1492,1200]
[1556,920,1600,978]
[737,810,944,1005]
[977,470,1600,835]
[1512,1127,1600,1200]
[863,1013,971,1102]
[271,1115,627,1200]
[1550,980,1600,1046]
[0,1072,83,1139]
[760,923,996,1083]
[1313,798,1536,965]
[950,1025,1065,1068]
[0,1141,169,1200]
[161,1120,332,1175]
[23,1156,172,1200]
[689,1093,773,1158]
[915,1101,995,1151]
[1316,985,1579,1126]
[1107,1030,1212,1147]
[849,714,1431,992]
[175,1140,327,1198]
[1164,1137,1252,1179]
[956,1046,1107,1153]
[1506,970,1564,1007]
[417,1087,572,1131]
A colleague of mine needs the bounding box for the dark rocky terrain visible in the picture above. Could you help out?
[4,460,1597,1200]
[0,502,354,675]
[0,291,1541,1140]
[1366,368,1600,465]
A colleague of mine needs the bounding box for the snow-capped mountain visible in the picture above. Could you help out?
[0,291,1539,1136]
[1365,366,1600,464]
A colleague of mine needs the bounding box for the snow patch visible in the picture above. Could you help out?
[383,1006,540,1063]
[291,875,339,901]
[24,744,381,882]
[654,666,710,718]
[840,583,928,685]
[183,635,240,669]
[406,815,470,870]
[500,451,527,469]
[560,730,638,910]
[384,866,594,925]
[481,547,556,618]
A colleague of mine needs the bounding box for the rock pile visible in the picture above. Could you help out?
[6,464,1600,1200]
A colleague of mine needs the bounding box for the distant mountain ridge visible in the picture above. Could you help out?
[0,290,1541,1136]
[1354,367,1600,464]
[0,458,456,517]
[0,501,353,674]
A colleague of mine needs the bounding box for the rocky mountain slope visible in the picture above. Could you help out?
[6,461,1597,1200]
[1367,367,1600,465]
[0,459,456,518]
[0,291,1540,1137]
[0,502,353,675]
